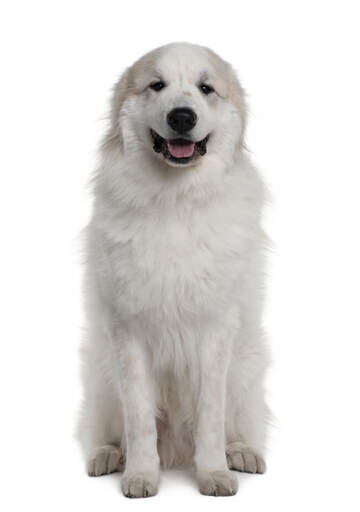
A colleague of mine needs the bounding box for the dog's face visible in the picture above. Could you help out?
[110,43,246,169]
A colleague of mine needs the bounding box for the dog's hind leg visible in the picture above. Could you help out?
[78,384,125,476]
[225,327,269,474]
[78,342,125,476]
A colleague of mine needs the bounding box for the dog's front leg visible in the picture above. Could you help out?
[194,328,238,496]
[116,332,159,498]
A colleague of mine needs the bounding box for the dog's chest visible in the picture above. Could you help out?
[105,206,250,322]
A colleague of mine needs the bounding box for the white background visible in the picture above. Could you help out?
[1,1,359,510]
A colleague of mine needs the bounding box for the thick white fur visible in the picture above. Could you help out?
[78,42,270,497]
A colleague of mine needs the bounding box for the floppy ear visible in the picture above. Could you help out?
[204,47,247,150]
[229,73,248,150]
[102,67,132,151]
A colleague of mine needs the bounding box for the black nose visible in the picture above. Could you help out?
[167,108,197,134]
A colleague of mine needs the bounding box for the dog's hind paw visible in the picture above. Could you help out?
[226,442,266,474]
[87,445,124,477]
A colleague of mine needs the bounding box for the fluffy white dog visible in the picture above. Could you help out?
[78,42,270,498]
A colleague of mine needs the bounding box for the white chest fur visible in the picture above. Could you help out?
[93,195,257,328]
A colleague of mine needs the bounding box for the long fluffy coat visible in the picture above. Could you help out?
[78,42,270,497]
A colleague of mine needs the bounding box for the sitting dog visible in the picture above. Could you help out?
[78,42,269,497]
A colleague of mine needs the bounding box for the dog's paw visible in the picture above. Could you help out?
[87,445,124,477]
[121,471,159,498]
[197,470,238,496]
[226,442,266,474]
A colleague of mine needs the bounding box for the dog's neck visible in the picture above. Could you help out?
[95,142,242,215]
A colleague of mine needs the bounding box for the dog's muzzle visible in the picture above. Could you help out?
[150,129,209,165]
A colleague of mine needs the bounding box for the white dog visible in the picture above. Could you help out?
[78,42,269,498]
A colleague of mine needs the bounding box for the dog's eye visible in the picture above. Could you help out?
[150,81,166,92]
[199,83,214,95]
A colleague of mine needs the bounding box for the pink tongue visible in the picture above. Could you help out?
[167,141,195,158]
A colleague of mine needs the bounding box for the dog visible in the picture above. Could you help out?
[78,42,270,497]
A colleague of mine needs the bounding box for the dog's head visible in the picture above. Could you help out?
[106,43,247,169]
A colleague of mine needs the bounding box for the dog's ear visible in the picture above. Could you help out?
[229,73,248,151]
[102,67,132,151]
[204,46,248,151]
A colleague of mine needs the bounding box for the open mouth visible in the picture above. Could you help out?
[150,129,209,164]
